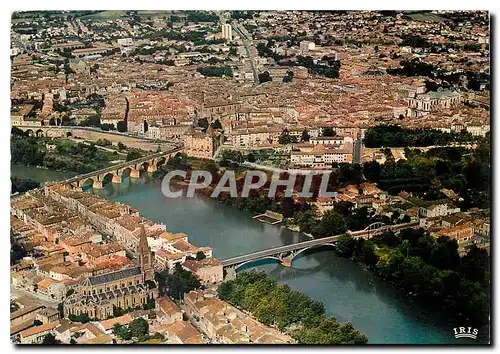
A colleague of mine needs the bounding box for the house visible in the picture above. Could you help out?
[35,308,59,324]
[97,314,133,334]
[419,202,461,218]
[156,297,183,324]
[182,258,224,284]
[158,320,203,344]
[19,321,59,344]
[56,322,105,344]
[431,222,475,245]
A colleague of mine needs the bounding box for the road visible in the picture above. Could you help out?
[232,21,259,84]
[222,221,420,267]
[222,234,343,267]
[58,146,183,185]
[11,287,60,308]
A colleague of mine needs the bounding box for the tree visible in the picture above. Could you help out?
[100,123,115,131]
[218,270,367,344]
[196,251,206,261]
[117,120,127,132]
[78,115,101,128]
[129,317,149,339]
[363,161,381,183]
[112,323,132,341]
[335,234,357,257]
[283,70,294,83]
[11,177,40,194]
[126,151,142,161]
[258,71,272,84]
[322,127,336,137]
[460,245,490,283]
[278,128,296,145]
[246,152,256,163]
[165,263,201,299]
[301,129,310,142]
[42,333,61,344]
[294,210,317,234]
[68,313,90,323]
[117,142,126,150]
[353,239,378,267]
[313,210,348,238]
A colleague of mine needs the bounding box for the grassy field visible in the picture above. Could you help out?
[80,10,171,20]
[80,10,128,20]
[406,11,446,23]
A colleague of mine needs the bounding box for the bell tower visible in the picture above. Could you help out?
[137,225,154,281]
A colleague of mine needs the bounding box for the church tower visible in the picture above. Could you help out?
[137,225,154,281]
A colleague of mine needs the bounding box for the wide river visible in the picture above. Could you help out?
[13,167,488,344]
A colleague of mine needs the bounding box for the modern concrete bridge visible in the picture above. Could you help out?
[52,146,184,190]
[222,221,420,276]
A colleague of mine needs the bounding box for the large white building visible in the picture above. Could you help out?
[221,24,233,41]
[299,41,315,53]
[290,142,354,169]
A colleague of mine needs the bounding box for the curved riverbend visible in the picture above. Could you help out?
[12,168,487,344]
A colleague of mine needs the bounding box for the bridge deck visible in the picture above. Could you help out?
[221,222,419,267]
[222,234,342,267]
[53,146,183,185]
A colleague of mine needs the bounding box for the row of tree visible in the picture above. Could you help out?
[11,134,116,174]
[218,270,368,344]
[363,125,480,148]
[334,230,489,326]
[11,177,40,194]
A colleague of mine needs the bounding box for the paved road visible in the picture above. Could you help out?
[222,234,343,267]
[222,221,420,267]
[11,287,60,308]
[58,146,183,185]
[232,22,259,84]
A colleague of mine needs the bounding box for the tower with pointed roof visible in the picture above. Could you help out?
[137,225,154,281]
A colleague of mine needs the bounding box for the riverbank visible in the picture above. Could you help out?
[332,233,490,333]
[13,165,486,344]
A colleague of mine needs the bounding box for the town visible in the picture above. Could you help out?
[10,10,490,345]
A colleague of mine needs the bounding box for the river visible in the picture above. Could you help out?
[11,165,75,184]
[12,167,488,344]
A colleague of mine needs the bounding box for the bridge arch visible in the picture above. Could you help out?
[100,172,114,186]
[119,167,132,178]
[156,156,167,170]
[364,222,385,231]
[291,243,337,263]
[81,177,95,189]
[26,129,34,137]
[36,129,44,137]
[234,256,281,271]
[140,161,150,172]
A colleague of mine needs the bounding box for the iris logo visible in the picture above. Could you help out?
[453,327,478,339]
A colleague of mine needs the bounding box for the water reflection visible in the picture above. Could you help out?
[95,176,486,345]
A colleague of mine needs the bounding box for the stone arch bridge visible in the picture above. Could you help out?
[54,147,184,190]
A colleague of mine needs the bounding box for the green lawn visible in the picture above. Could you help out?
[80,10,128,20]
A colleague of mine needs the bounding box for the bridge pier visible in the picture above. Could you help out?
[112,175,122,184]
[93,181,103,189]
[130,169,140,178]
[147,164,157,173]
[224,267,237,281]
[281,257,292,267]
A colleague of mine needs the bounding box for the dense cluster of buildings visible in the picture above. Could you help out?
[10,11,489,164]
[10,10,490,345]
[10,180,297,343]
